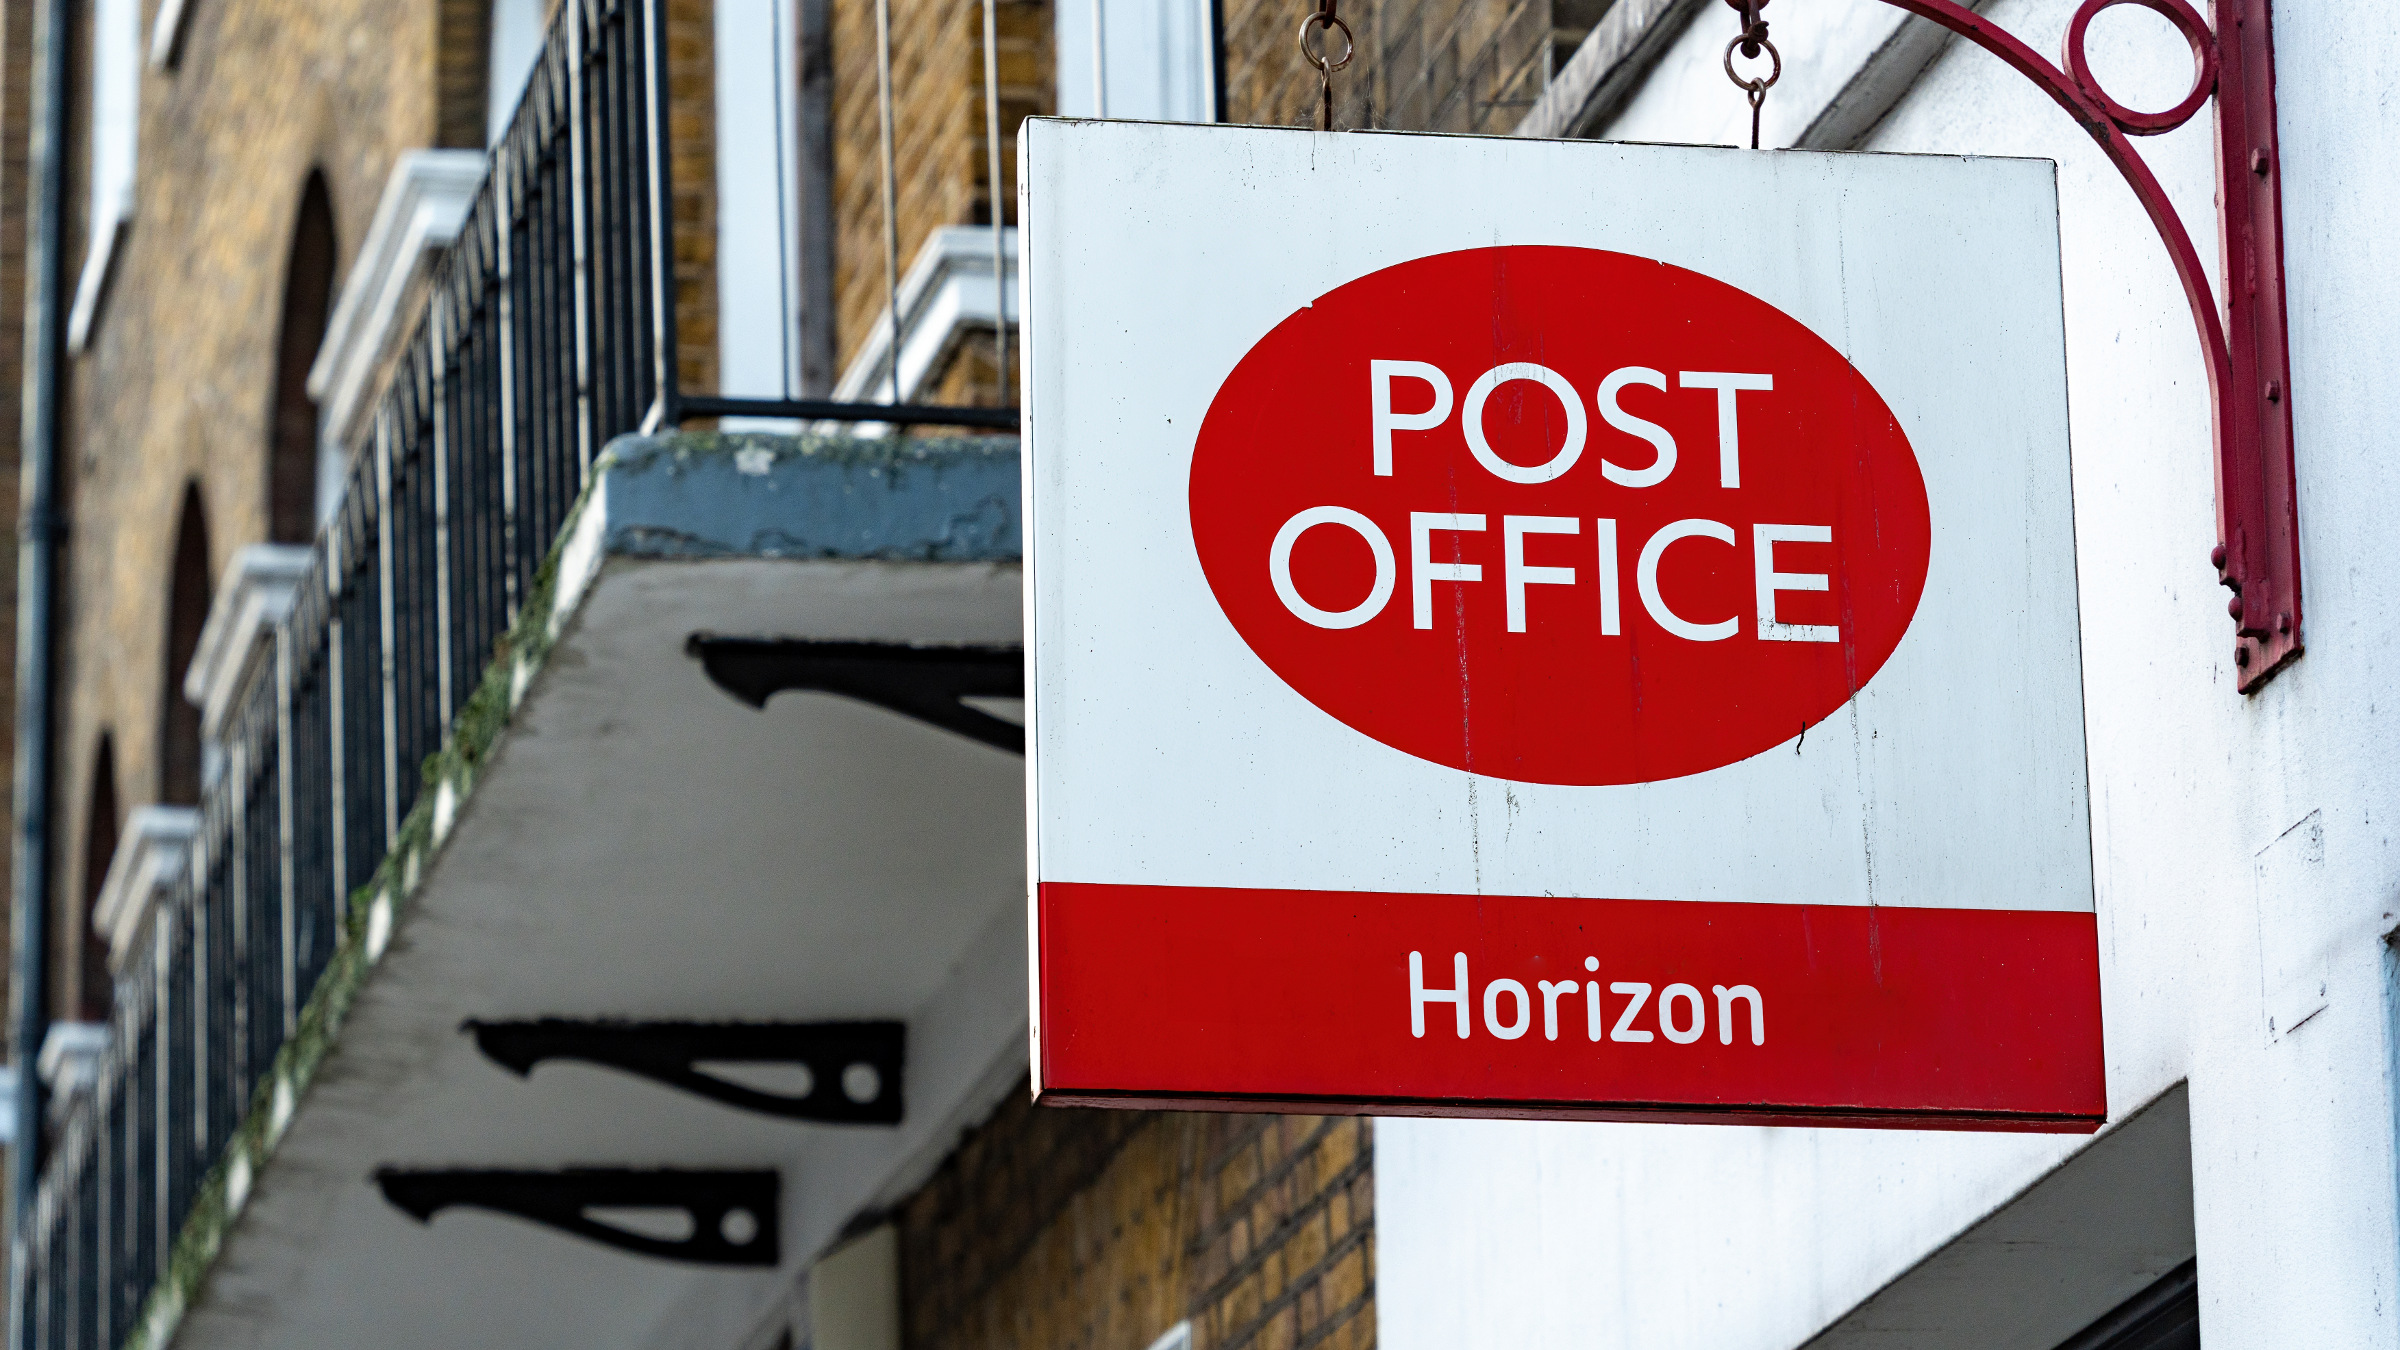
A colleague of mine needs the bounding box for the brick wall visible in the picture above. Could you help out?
[829,0,1049,385]
[1192,1114,1373,1350]
[43,0,444,1021]
[435,0,492,147]
[899,1084,1374,1350]
[1222,0,1601,131]
[32,0,715,1016]
[670,0,718,397]
[824,0,1575,406]
[1222,0,1378,128]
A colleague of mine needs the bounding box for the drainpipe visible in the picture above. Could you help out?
[10,0,70,1274]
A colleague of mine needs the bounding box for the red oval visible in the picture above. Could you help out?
[1188,246,1932,786]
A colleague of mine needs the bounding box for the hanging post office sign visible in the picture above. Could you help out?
[1020,120,2103,1131]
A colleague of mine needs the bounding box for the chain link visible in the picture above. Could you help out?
[1298,0,1355,130]
[1721,0,1781,148]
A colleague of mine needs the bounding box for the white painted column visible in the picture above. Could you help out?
[1054,0,1214,122]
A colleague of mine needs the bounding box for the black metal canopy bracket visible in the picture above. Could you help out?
[374,1167,781,1266]
[465,1018,906,1124]
[686,636,1024,755]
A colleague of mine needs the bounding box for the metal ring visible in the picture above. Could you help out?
[1722,33,1780,91]
[2062,0,2217,136]
[1298,13,1355,74]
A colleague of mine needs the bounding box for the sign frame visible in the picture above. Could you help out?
[1020,119,2105,1133]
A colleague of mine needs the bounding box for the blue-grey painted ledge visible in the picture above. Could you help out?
[594,431,1021,562]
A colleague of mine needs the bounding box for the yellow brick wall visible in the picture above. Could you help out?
[899,1086,1374,1350]
[1222,0,1381,127]
[828,0,1574,409]
[1222,0,1596,131]
[829,0,1049,390]
[670,0,718,396]
[436,0,493,147]
[38,0,716,1016]
[46,0,452,1020]
[1192,1114,1374,1350]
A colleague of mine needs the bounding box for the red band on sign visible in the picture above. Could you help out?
[1036,883,2106,1131]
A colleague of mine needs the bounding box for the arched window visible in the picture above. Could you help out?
[161,483,210,806]
[269,172,336,544]
[77,736,119,1022]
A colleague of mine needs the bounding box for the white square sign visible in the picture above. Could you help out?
[1022,120,2101,1129]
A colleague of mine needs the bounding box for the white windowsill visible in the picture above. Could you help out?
[184,543,312,746]
[305,149,486,522]
[822,225,1018,435]
[90,806,200,974]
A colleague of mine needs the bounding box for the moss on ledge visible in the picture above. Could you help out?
[123,430,1020,1350]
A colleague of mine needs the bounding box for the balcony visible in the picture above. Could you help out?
[12,0,1027,1345]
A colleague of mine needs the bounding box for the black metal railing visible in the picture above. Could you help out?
[13,0,1036,1325]
[10,0,689,1342]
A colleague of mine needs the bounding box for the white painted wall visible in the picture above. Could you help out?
[1054,0,1214,121]
[1379,0,2400,1346]
[716,0,806,402]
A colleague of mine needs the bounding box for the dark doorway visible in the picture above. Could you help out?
[76,736,118,1022]
[161,484,211,806]
[269,171,337,544]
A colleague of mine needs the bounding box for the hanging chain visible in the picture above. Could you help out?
[1297,0,1355,130]
[1721,0,1780,149]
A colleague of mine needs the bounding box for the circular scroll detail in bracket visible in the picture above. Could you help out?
[2063,0,2219,136]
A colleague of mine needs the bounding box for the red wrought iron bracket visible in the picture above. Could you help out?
[1844,0,2300,689]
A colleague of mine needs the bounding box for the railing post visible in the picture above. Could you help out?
[642,0,679,431]
[327,529,348,937]
[228,737,249,1104]
[567,0,596,479]
[275,623,297,1038]
[493,149,522,624]
[120,1043,134,1333]
[46,1172,61,1350]
[95,1079,112,1350]
[149,931,167,1287]
[49,1202,63,1350]
[12,1236,25,1350]
[36,1186,47,1350]
[41,1189,55,1350]
[431,295,456,730]
[376,413,400,851]
[189,850,209,1160]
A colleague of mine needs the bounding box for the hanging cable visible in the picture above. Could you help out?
[874,0,902,404]
[983,0,1008,404]
[771,0,795,399]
